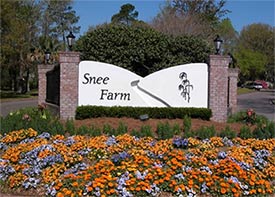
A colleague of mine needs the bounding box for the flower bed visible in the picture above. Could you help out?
[0,128,275,197]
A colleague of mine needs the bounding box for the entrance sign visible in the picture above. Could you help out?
[78,61,208,108]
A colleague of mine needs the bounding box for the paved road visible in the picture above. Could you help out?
[0,98,38,117]
[237,90,275,121]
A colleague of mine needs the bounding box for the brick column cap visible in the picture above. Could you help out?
[209,55,231,67]
[59,51,80,63]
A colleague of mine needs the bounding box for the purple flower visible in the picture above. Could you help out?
[173,137,188,148]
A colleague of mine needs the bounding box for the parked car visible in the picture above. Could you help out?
[243,82,263,90]
[255,80,268,89]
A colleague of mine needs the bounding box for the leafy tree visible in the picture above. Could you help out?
[235,48,267,81]
[42,0,80,50]
[111,3,139,25]
[1,0,80,92]
[76,25,210,77]
[216,18,238,54]
[172,0,229,21]
[236,23,274,82]
[1,0,40,92]
[151,0,229,40]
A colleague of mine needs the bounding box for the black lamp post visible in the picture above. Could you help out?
[66,31,75,51]
[45,49,51,64]
[214,35,223,55]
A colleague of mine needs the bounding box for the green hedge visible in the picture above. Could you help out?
[75,106,212,120]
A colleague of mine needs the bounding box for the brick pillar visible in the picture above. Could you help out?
[59,52,80,120]
[38,64,55,105]
[209,55,230,122]
[228,68,239,115]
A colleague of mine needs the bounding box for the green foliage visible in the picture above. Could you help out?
[152,0,229,40]
[111,3,138,25]
[217,18,238,54]
[172,123,181,135]
[219,126,236,139]
[103,124,116,136]
[183,115,192,133]
[157,122,175,140]
[76,125,90,135]
[235,48,267,81]
[65,119,75,134]
[238,125,252,139]
[229,110,274,140]
[236,23,274,81]
[183,125,216,139]
[77,125,101,137]
[41,0,80,50]
[76,25,210,77]
[227,110,268,125]
[76,106,212,120]
[49,119,64,135]
[116,122,128,135]
[253,121,275,140]
[0,107,62,135]
[88,125,102,137]
[198,126,216,139]
[1,0,80,92]
[130,125,153,138]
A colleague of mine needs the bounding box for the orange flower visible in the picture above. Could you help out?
[188,179,193,186]
[220,182,228,188]
[86,186,93,192]
[109,189,116,194]
[231,187,237,193]
[108,182,114,187]
[257,188,262,193]
[56,192,64,197]
[221,187,227,194]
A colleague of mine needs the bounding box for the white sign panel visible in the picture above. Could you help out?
[78,61,208,108]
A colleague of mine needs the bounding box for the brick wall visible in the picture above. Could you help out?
[228,68,240,115]
[209,55,230,122]
[38,64,55,105]
[59,52,80,120]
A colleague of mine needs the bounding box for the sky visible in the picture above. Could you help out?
[73,0,275,37]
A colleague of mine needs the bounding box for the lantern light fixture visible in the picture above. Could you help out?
[214,35,223,55]
[45,49,51,63]
[66,31,75,51]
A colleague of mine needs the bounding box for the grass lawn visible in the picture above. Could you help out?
[0,90,38,102]
[237,88,256,95]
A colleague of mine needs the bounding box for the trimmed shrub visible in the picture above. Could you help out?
[76,24,210,77]
[76,106,211,120]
